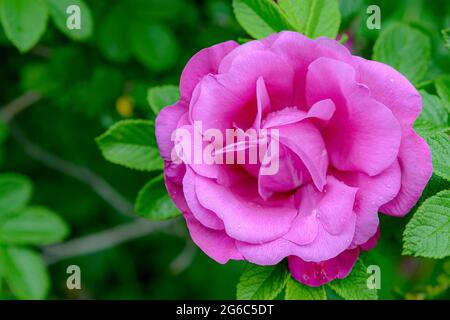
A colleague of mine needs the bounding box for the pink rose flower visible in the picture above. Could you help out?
[155,32,432,286]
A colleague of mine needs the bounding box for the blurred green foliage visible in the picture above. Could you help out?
[0,0,449,300]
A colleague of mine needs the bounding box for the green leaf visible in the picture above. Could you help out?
[96,120,163,171]
[148,85,180,115]
[426,133,450,181]
[327,259,378,300]
[0,246,49,299]
[414,119,449,138]
[419,91,449,126]
[232,0,292,39]
[0,0,48,52]
[130,23,179,72]
[435,75,450,113]
[285,277,326,300]
[97,3,131,62]
[403,190,450,258]
[338,0,364,21]
[237,262,290,300]
[278,0,341,39]
[0,173,33,217]
[46,0,93,41]
[135,175,180,220]
[0,206,69,245]
[373,23,431,85]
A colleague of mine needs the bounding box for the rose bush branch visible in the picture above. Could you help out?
[43,218,180,265]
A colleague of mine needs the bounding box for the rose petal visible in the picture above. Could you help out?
[306,57,402,176]
[253,77,271,129]
[355,57,422,131]
[195,175,297,244]
[183,168,224,230]
[276,121,329,191]
[184,212,242,264]
[237,177,357,264]
[380,130,433,216]
[180,40,238,100]
[155,101,188,161]
[262,99,335,129]
[333,161,401,245]
[288,248,360,287]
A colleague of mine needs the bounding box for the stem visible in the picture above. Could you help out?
[170,241,196,275]
[43,219,179,265]
[1,92,182,264]
[415,79,434,90]
[0,91,42,123]
[9,122,136,217]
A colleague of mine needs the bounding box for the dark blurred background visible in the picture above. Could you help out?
[0,0,449,299]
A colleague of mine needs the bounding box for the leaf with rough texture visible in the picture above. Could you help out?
[0,0,48,52]
[232,0,292,39]
[96,120,163,171]
[419,90,449,126]
[237,262,290,300]
[373,23,431,85]
[0,246,49,300]
[285,277,327,300]
[435,75,450,113]
[0,173,33,218]
[403,190,450,258]
[427,133,450,181]
[0,206,69,245]
[279,0,341,39]
[148,85,180,115]
[135,175,180,220]
[414,119,449,139]
[46,0,93,41]
[327,259,378,300]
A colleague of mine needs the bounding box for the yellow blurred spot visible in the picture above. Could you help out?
[116,96,134,117]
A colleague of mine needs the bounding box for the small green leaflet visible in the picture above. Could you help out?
[373,23,431,85]
[0,173,33,218]
[426,133,450,181]
[0,0,48,52]
[148,85,180,115]
[135,175,180,220]
[414,119,449,139]
[46,0,93,41]
[278,0,341,39]
[0,246,50,300]
[419,91,449,126]
[327,259,378,300]
[232,0,293,39]
[435,75,450,113]
[0,206,69,246]
[403,190,450,259]
[285,277,326,300]
[237,262,290,300]
[96,120,163,171]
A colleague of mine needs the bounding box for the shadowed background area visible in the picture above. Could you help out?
[0,0,449,299]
